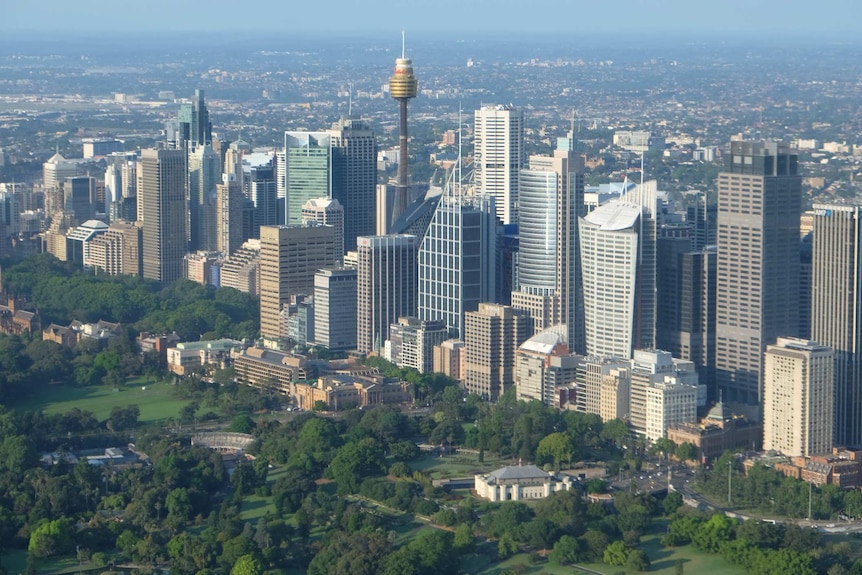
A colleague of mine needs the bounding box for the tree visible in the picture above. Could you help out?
[453,523,475,554]
[229,414,256,434]
[230,554,263,575]
[601,419,629,447]
[692,513,735,553]
[328,438,385,494]
[313,400,328,412]
[626,549,651,572]
[549,535,582,565]
[663,491,684,516]
[675,442,697,462]
[497,533,519,560]
[603,541,631,566]
[28,519,73,558]
[307,532,391,575]
[516,517,556,550]
[536,432,575,470]
[652,437,676,459]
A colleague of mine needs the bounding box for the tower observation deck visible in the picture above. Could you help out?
[389,32,418,225]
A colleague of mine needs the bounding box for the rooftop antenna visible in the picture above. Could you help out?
[640,148,645,186]
[348,82,353,116]
[458,100,462,196]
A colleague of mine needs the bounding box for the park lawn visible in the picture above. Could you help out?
[0,550,98,575]
[15,376,191,424]
[240,464,291,522]
[574,530,746,575]
[410,453,508,480]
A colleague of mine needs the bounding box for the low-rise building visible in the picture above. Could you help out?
[474,464,574,501]
[166,338,245,375]
[233,347,311,394]
[291,373,413,411]
[666,401,762,463]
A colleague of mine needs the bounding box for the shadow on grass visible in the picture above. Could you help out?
[652,557,690,572]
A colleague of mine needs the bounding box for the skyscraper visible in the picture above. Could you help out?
[177,89,212,149]
[188,143,221,251]
[474,104,524,225]
[249,164,277,234]
[463,303,528,401]
[511,150,585,351]
[715,141,801,406]
[356,235,418,354]
[216,177,243,256]
[579,181,657,359]
[313,267,358,352]
[763,337,833,457]
[811,203,862,446]
[62,176,96,224]
[656,243,717,400]
[259,224,339,344]
[302,197,344,266]
[417,193,498,339]
[139,148,188,284]
[284,132,331,225]
[389,33,418,226]
[329,116,377,252]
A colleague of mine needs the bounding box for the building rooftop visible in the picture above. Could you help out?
[487,464,550,482]
[519,328,567,355]
[583,200,641,231]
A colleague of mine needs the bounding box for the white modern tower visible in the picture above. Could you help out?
[579,180,657,359]
[473,104,524,225]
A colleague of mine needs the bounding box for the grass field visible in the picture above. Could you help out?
[468,527,746,575]
[240,465,290,521]
[14,376,193,424]
[411,452,511,480]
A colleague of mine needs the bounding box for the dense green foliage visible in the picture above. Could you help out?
[699,450,862,520]
[3,254,259,340]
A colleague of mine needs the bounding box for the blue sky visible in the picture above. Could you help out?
[4,0,861,36]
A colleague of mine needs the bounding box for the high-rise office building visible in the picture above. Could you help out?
[463,303,528,401]
[177,89,212,149]
[329,116,377,252]
[763,337,833,457]
[579,181,657,359]
[474,104,524,225]
[356,234,418,354]
[656,244,717,401]
[686,194,717,251]
[249,164,278,233]
[43,151,78,192]
[216,177,243,256]
[511,150,585,351]
[284,132,332,225]
[387,317,448,374]
[313,267,358,352]
[811,203,862,446]
[188,143,221,251]
[302,197,344,266]
[258,223,338,344]
[104,152,138,222]
[62,176,96,224]
[139,148,188,284]
[715,141,801,406]
[417,193,498,339]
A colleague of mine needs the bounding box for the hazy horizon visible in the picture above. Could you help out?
[5,0,862,38]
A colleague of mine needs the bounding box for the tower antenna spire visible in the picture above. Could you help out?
[401,30,406,59]
[348,82,353,116]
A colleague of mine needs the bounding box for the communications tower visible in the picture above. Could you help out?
[389,31,418,224]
